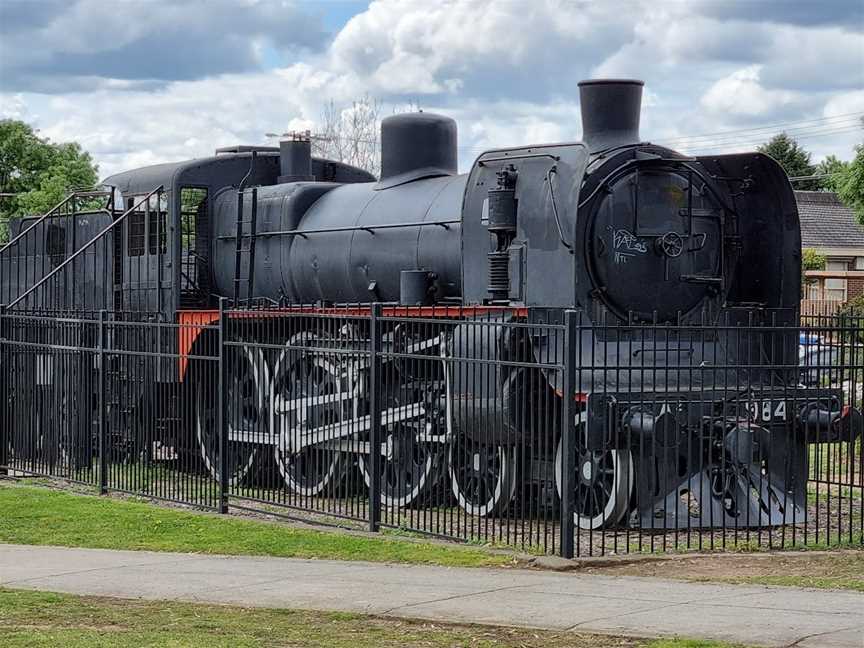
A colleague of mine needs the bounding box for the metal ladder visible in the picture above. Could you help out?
[232,185,258,305]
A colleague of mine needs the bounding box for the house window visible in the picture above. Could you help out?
[826,260,848,272]
[855,257,864,270]
[824,277,847,302]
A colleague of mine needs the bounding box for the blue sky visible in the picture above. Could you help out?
[1,0,861,178]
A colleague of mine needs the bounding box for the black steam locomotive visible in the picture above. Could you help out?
[3,79,857,529]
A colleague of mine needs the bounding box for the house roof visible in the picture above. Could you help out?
[795,191,864,249]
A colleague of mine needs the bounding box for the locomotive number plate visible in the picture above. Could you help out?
[746,400,788,423]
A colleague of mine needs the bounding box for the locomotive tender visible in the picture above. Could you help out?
[5,79,859,529]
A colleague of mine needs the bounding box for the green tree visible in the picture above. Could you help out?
[0,119,98,240]
[834,144,864,224]
[815,155,850,191]
[801,247,825,287]
[758,132,820,190]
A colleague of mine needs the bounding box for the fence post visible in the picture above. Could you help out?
[217,297,229,514]
[0,305,7,477]
[838,311,847,391]
[368,303,382,532]
[98,310,107,494]
[559,309,578,559]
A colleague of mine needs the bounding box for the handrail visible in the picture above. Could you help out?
[7,186,163,309]
[0,189,112,256]
[217,219,461,241]
[0,192,77,256]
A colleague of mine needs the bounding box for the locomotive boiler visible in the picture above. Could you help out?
[5,79,858,530]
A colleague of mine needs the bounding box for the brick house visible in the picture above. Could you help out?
[797,190,864,305]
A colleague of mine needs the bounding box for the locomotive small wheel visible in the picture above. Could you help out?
[356,371,442,508]
[448,438,517,518]
[271,332,348,497]
[195,345,267,487]
[554,421,634,530]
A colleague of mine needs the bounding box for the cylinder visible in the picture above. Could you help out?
[487,187,516,233]
[578,79,643,152]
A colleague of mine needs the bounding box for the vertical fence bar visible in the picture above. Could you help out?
[98,309,108,494]
[368,303,382,532]
[559,309,577,558]
[0,305,7,477]
[217,297,229,513]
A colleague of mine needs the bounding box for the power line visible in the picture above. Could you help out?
[660,111,864,144]
[449,111,864,155]
[286,109,863,158]
[789,173,841,183]
[664,118,863,148]
[451,121,863,156]
[678,124,863,154]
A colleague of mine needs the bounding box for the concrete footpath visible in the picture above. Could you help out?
[1,544,862,647]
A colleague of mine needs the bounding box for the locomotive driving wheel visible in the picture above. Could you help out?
[448,438,517,517]
[271,332,348,496]
[356,368,443,508]
[554,415,634,529]
[196,345,268,487]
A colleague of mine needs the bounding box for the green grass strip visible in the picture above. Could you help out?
[0,483,512,568]
[0,587,749,648]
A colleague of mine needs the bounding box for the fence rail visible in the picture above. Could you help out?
[1,305,862,557]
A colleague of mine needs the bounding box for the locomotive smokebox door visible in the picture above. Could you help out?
[586,166,725,322]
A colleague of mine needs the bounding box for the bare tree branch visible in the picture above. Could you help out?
[312,95,381,177]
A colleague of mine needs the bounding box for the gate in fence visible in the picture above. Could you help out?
[1,305,862,557]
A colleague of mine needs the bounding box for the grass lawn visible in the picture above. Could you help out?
[0,588,749,648]
[3,481,862,593]
[0,482,513,568]
[589,550,864,592]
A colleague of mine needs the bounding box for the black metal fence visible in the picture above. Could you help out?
[1,305,862,557]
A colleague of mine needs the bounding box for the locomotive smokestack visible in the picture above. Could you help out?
[578,79,643,152]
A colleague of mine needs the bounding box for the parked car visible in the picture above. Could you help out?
[800,333,840,386]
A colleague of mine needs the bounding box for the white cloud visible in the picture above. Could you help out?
[0,94,29,121]
[700,65,799,116]
[824,90,864,118]
[2,0,862,178]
